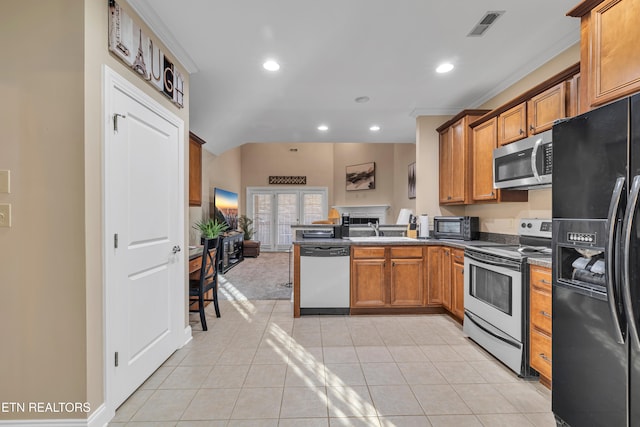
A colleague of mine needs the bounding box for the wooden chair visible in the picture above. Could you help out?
[189,238,220,331]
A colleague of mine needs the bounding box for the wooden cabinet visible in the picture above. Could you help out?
[530,265,552,387]
[451,249,465,321]
[189,131,206,206]
[527,82,567,135]
[471,117,528,204]
[498,103,527,145]
[437,110,490,205]
[570,0,640,111]
[351,246,425,308]
[427,246,465,321]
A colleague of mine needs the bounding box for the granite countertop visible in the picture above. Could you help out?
[528,256,552,268]
[292,237,509,249]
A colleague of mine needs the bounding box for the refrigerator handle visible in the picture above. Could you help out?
[622,175,640,351]
[531,137,542,182]
[606,176,626,344]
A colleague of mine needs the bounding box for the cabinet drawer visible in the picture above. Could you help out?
[530,328,552,380]
[530,266,552,289]
[389,246,423,258]
[452,248,464,264]
[352,247,386,259]
[530,285,552,334]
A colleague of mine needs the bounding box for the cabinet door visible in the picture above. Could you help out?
[449,119,466,203]
[452,261,465,321]
[188,133,204,206]
[390,258,424,306]
[441,247,452,311]
[530,328,552,381]
[530,266,552,335]
[498,103,527,145]
[471,118,498,202]
[527,82,566,135]
[439,128,452,204]
[427,246,443,305]
[588,0,640,107]
[351,258,387,307]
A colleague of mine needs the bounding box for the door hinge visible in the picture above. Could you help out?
[113,113,126,132]
[115,352,119,367]
[114,233,118,249]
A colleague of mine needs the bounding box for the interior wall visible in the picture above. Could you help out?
[189,146,242,245]
[416,43,580,235]
[391,144,418,222]
[240,142,335,213]
[0,1,86,420]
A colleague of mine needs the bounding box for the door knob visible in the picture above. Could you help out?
[172,245,181,254]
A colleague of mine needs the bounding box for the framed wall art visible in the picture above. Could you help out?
[408,162,416,199]
[346,162,375,191]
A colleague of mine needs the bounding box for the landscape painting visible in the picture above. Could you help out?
[346,162,375,191]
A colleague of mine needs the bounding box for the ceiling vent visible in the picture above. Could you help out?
[467,11,505,37]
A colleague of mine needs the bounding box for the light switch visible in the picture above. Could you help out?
[0,203,11,227]
[0,170,9,193]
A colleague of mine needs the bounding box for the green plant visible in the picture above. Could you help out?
[238,215,255,241]
[193,218,228,239]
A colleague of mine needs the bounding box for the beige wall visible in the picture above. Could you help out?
[416,43,580,235]
[189,146,243,245]
[0,0,190,421]
[237,142,416,223]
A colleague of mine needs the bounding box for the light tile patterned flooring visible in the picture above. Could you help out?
[109,300,555,427]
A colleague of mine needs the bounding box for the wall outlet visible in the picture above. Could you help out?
[0,203,11,227]
[0,170,9,193]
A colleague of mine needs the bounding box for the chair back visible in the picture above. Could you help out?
[199,238,218,288]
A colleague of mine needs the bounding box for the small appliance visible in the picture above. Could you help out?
[433,216,479,240]
[493,129,552,190]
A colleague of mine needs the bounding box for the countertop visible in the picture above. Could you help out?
[292,237,507,249]
[528,256,552,269]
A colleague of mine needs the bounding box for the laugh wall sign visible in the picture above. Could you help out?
[108,0,185,108]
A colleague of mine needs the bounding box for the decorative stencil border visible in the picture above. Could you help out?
[269,176,307,185]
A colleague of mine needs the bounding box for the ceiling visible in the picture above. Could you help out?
[128,0,580,155]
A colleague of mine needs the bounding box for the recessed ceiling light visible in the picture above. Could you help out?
[355,96,370,103]
[317,125,329,131]
[370,125,381,131]
[436,63,454,73]
[263,60,280,71]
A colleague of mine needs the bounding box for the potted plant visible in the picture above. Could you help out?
[239,214,260,257]
[193,218,228,249]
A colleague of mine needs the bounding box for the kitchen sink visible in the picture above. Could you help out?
[348,236,419,243]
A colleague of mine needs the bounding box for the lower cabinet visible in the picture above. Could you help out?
[427,246,465,321]
[351,246,426,308]
[529,265,552,387]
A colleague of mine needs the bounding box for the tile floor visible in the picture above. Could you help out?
[109,300,555,427]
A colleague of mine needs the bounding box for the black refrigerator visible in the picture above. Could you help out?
[552,93,640,426]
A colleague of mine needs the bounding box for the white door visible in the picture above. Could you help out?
[104,67,185,410]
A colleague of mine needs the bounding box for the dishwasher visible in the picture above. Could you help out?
[299,246,350,315]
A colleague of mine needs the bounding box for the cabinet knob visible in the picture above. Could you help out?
[540,310,551,318]
[519,128,524,135]
[539,353,551,363]
[530,124,535,132]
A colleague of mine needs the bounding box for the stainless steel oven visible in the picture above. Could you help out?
[463,218,551,377]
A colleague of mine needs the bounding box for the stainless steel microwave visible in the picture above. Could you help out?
[433,216,479,241]
[493,130,552,189]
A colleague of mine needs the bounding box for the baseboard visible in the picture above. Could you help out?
[181,325,193,347]
[0,403,110,427]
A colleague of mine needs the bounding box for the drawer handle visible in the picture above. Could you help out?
[539,310,551,318]
[539,353,551,363]
[540,279,551,285]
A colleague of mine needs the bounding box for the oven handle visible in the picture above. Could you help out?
[464,311,521,349]
[622,175,640,351]
[465,251,520,271]
[605,176,625,344]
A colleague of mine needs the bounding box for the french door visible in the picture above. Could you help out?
[247,187,328,251]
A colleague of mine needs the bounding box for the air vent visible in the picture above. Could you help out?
[467,11,505,37]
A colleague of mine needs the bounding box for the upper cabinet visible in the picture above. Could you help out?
[569,0,640,112]
[527,82,567,135]
[437,110,489,205]
[498,103,527,146]
[189,131,206,207]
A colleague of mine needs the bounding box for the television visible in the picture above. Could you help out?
[211,187,239,230]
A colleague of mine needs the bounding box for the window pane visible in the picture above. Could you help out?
[277,193,297,245]
[302,193,324,224]
[253,194,272,245]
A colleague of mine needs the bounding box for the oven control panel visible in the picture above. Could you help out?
[519,218,552,239]
[567,232,596,244]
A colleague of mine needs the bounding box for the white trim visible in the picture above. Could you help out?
[126,0,198,74]
[102,65,186,423]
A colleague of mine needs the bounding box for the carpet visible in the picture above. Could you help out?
[218,251,293,300]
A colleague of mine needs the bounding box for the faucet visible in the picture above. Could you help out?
[368,221,380,237]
